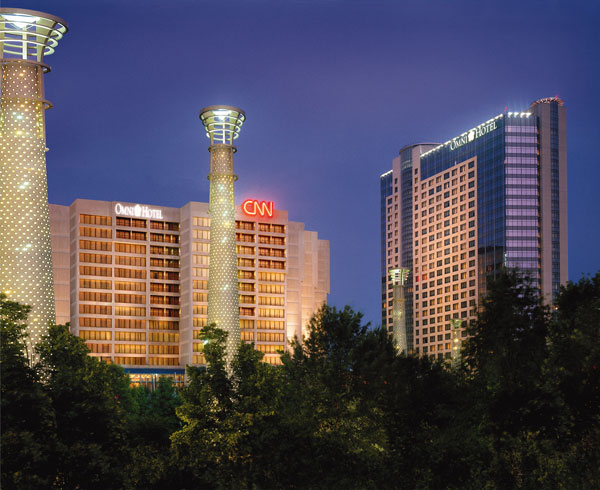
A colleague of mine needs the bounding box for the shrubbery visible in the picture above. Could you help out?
[1,270,599,489]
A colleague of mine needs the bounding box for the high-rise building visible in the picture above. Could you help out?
[49,198,329,387]
[381,97,568,360]
[0,9,68,352]
[380,143,437,352]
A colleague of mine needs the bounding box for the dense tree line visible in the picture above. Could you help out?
[1,270,599,489]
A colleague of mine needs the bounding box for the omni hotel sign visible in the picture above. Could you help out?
[114,203,163,220]
[449,120,498,151]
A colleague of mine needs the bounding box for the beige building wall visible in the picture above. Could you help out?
[49,198,329,371]
[412,158,478,359]
[49,204,70,325]
[529,100,568,304]
[382,144,437,345]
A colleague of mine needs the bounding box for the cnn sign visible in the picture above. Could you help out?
[242,199,274,218]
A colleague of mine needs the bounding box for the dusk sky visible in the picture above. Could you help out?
[17,0,600,326]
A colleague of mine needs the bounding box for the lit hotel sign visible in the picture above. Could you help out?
[449,120,498,151]
[242,199,274,218]
[114,203,163,220]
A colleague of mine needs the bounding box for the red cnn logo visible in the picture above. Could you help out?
[242,199,274,218]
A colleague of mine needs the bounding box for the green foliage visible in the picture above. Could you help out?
[124,377,182,489]
[2,272,599,489]
[462,270,600,488]
[1,294,56,490]
[36,324,134,489]
[279,306,392,488]
[0,295,183,490]
[172,324,286,489]
[542,272,600,488]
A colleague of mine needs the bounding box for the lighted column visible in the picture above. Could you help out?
[389,268,410,353]
[0,9,68,353]
[199,106,246,366]
[451,318,462,370]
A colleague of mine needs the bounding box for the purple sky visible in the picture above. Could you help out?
[17,0,600,326]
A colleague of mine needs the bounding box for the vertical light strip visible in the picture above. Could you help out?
[207,146,240,366]
[450,318,462,370]
[389,267,410,353]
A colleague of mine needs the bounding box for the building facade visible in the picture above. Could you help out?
[381,97,568,360]
[50,198,329,386]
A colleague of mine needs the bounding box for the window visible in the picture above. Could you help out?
[80,266,111,277]
[115,294,146,304]
[259,296,284,306]
[193,292,208,302]
[80,214,111,226]
[115,306,146,316]
[115,331,146,341]
[115,243,146,254]
[115,319,146,329]
[80,240,111,251]
[258,272,284,282]
[149,320,179,330]
[115,281,146,292]
[237,221,255,230]
[115,256,146,267]
[79,291,111,302]
[149,331,179,342]
[80,317,111,328]
[115,268,146,279]
[80,279,112,289]
[257,332,284,342]
[258,308,285,318]
[79,330,111,340]
[80,227,111,238]
[255,344,285,353]
[193,217,210,227]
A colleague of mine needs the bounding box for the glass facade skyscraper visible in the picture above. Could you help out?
[380,97,568,360]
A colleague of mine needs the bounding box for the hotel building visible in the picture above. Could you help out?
[381,97,568,360]
[50,199,329,386]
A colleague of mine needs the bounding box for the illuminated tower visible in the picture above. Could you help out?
[450,318,462,370]
[389,267,410,353]
[199,106,246,366]
[0,9,68,352]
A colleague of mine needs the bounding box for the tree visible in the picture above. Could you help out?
[460,269,600,488]
[123,376,182,489]
[279,305,390,489]
[172,324,287,489]
[0,294,56,490]
[36,324,133,490]
[541,272,600,487]
[278,304,486,490]
[463,270,552,437]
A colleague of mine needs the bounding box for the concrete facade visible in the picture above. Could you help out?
[49,198,329,384]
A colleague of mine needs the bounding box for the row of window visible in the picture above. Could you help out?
[236,320,285,330]
[80,214,112,226]
[235,233,286,245]
[234,221,286,233]
[116,230,147,241]
[193,270,286,282]
[150,307,180,318]
[151,245,180,256]
[116,217,147,228]
[241,332,285,342]
[237,258,286,269]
